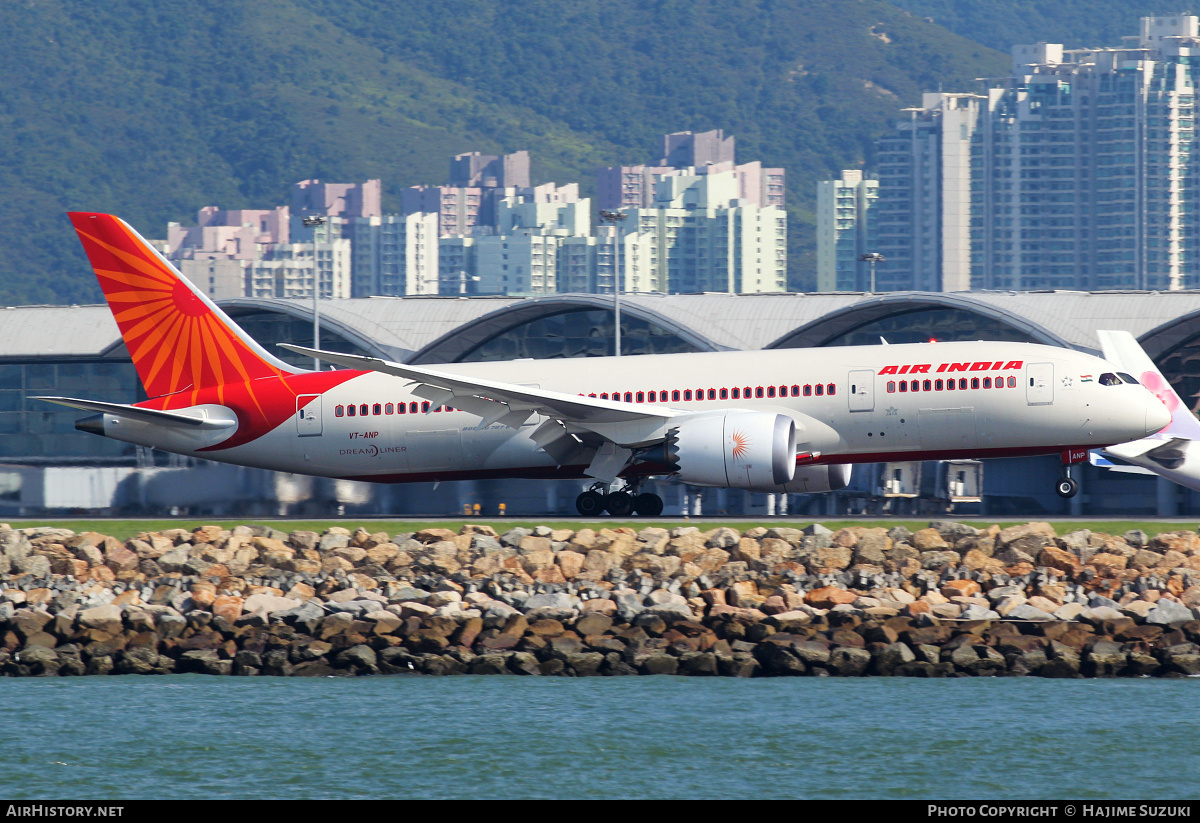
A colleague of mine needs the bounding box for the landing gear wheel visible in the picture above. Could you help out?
[604,490,634,516]
[633,492,664,516]
[575,491,606,516]
[1055,477,1079,498]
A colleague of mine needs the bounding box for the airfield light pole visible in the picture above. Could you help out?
[599,210,627,357]
[303,215,326,370]
[859,252,885,293]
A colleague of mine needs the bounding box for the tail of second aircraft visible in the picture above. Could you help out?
[68,212,300,400]
[1097,329,1200,440]
[1094,329,1200,491]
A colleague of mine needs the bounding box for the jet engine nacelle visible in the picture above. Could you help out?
[749,463,853,494]
[670,412,796,489]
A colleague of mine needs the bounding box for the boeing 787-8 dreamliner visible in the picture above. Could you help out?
[38,213,1171,515]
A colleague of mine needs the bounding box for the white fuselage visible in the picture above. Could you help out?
[96,340,1169,484]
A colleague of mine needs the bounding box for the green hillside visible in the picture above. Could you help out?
[0,0,1010,303]
[886,1,1190,53]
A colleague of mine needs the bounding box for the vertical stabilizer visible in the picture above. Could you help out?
[1097,329,1200,440]
[68,212,300,399]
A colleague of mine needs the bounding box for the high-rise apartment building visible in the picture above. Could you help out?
[292,179,382,220]
[619,169,787,294]
[349,213,440,297]
[816,170,879,291]
[874,15,1200,292]
[246,240,352,300]
[597,130,785,211]
[874,93,982,292]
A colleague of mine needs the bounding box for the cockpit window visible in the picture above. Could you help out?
[1118,372,1139,385]
[1099,373,1121,386]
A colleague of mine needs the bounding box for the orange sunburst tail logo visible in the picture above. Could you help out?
[68,212,299,399]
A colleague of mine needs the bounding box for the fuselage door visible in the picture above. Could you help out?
[1026,363,1054,406]
[848,369,875,412]
[297,394,322,436]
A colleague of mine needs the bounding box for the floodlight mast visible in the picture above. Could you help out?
[599,210,627,357]
[859,252,885,293]
[303,215,327,370]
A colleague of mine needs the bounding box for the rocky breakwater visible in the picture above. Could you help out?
[3,520,1200,678]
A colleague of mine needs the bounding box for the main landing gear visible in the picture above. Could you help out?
[575,482,664,516]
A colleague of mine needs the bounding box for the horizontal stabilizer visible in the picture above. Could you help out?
[33,396,237,429]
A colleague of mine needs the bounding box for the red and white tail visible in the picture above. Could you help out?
[68,212,300,399]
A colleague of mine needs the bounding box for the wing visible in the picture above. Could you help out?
[280,345,701,480]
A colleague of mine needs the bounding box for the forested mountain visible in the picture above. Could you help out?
[886,0,1190,53]
[0,1,1173,303]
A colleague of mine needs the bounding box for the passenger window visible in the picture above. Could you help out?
[624,392,633,403]
[636,392,645,403]
[982,378,991,389]
[397,403,406,414]
[791,385,800,396]
[684,390,692,401]
[767,386,776,398]
[947,380,955,390]
[935,379,943,391]
[347,405,356,417]
[755,387,764,398]
[672,390,681,401]
[719,388,728,399]
[359,404,368,416]
[335,405,344,417]
[922,380,931,392]
[959,379,968,390]
[385,403,393,414]
[803,385,812,396]
[707,389,716,400]
[647,391,656,402]
[971,378,980,390]
[816,384,824,396]
[410,402,418,413]
[828,384,835,396]
[887,381,896,393]
[899,382,907,392]
[422,402,430,413]
[732,388,741,399]
[600,393,608,399]
[1008,376,1016,388]
[373,403,382,415]
[910,380,919,392]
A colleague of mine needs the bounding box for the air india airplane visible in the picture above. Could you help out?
[37,213,1171,515]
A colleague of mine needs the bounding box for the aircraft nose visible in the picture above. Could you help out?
[1146,393,1172,434]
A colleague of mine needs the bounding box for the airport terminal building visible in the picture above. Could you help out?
[5,290,1200,517]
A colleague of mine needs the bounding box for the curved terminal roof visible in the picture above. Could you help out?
[10,290,1200,364]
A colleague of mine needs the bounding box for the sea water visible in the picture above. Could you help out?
[0,675,1196,800]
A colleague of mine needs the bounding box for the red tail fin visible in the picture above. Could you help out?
[69,212,298,398]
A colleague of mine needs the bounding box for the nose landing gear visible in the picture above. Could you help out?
[1055,475,1079,498]
[1055,447,1085,498]
[575,481,664,516]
